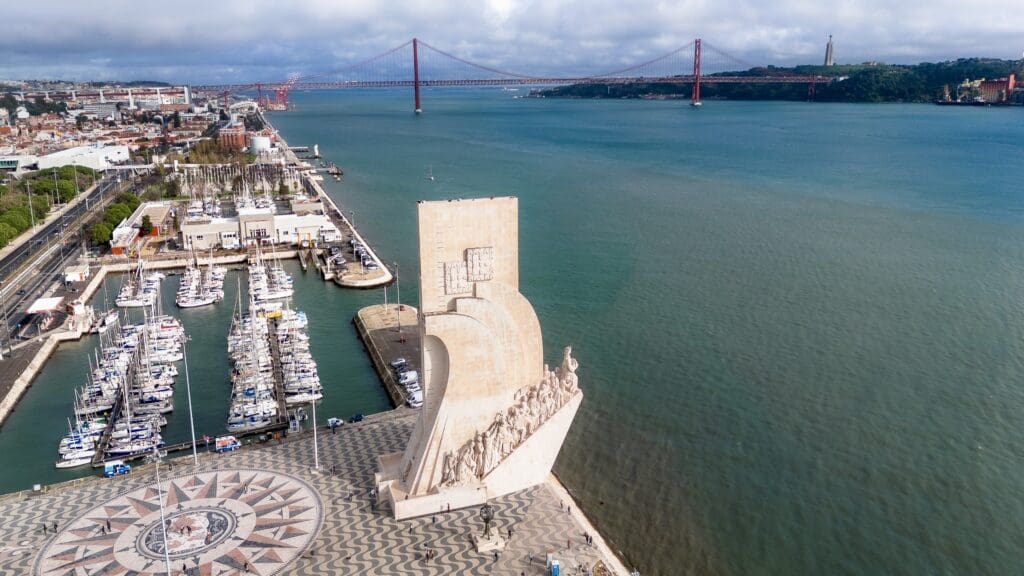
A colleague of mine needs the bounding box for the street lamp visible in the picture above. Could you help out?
[0,280,9,356]
[393,262,402,337]
[310,397,320,472]
[183,342,199,466]
[152,449,173,575]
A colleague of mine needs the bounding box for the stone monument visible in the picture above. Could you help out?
[375,197,583,519]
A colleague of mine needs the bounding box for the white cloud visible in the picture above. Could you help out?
[1,0,1021,82]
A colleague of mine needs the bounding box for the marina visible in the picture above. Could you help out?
[0,101,631,575]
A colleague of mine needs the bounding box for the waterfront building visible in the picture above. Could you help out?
[180,200,339,250]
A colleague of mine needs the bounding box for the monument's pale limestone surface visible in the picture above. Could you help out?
[376,197,583,520]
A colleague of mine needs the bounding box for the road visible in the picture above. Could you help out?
[0,176,125,352]
[0,177,118,280]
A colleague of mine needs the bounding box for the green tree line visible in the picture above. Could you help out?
[536,58,1024,103]
[0,165,98,248]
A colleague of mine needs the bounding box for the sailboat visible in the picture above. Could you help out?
[426,166,435,181]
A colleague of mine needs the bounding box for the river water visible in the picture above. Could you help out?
[3,90,1024,575]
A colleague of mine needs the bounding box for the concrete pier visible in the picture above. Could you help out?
[353,304,420,408]
[270,113,392,289]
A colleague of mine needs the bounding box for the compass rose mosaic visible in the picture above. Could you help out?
[34,469,322,575]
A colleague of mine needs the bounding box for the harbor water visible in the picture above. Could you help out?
[3,90,1024,575]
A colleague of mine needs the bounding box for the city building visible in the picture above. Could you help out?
[36,145,130,171]
[979,75,1016,103]
[179,199,339,250]
[109,202,175,255]
[217,124,247,151]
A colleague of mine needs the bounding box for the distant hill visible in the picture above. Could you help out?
[533,58,1024,103]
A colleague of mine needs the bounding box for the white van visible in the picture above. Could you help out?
[407,390,423,408]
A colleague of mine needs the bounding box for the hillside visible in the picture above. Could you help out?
[533,58,1024,103]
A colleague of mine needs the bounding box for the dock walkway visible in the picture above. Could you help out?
[267,314,290,420]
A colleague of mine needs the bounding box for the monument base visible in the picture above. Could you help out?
[472,533,506,553]
[375,392,582,520]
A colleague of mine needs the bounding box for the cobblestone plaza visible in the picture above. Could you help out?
[0,410,617,575]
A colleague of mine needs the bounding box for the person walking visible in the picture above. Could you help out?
[41,522,46,535]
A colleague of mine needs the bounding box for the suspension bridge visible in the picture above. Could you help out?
[193,38,834,112]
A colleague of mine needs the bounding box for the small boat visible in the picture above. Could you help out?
[426,166,435,181]
[55,456,92,469]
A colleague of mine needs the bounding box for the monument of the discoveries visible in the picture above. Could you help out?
[376,197,583,523]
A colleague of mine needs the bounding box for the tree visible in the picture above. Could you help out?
[139,215,153,236]
[30,178,56,197]
[0,210,28,233]
[90,222,113,244]
[57,180,75,203]
[30,195,50,220]
[163,178,180,198]
[172,111,181,128]
[278,178,290,197]
[0,222,17,247]
[104,203,132,228]
[117,193,140,211]
[75,114,86,129]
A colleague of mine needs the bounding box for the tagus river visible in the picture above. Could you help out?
[4,91,1024,575]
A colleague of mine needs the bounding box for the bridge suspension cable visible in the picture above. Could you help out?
[192,38,831,112]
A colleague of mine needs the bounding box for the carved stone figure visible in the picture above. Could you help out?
[434,351,583,488]
[561,346,579,390]
[441,451,456,485]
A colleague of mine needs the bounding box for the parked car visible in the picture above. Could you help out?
[399,371,419,385]
[348,413,365,423]
[389,358,407,369]
[407,390,423,408]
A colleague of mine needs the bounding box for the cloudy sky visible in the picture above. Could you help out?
[1,0,1021,83]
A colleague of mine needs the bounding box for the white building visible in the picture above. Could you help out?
[36,145,130,172]
[180,205,339,250]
